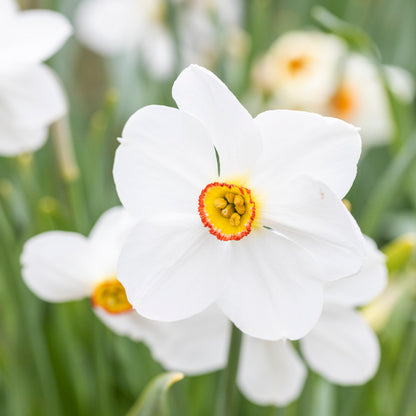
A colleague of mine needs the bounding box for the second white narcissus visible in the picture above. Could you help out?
[113,64,365,341]
[0,0,72,156]
[253,31,346,110]
[21,206,229,375]
[237,235,387,406]
[74,0,174,79]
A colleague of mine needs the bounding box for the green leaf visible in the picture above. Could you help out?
[126,372,184,416]
[311,6,380,60]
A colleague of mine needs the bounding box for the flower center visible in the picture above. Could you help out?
[198,182,256,241]
[287,55,310,76]
[91,278,132,314]
[330,84,356,118]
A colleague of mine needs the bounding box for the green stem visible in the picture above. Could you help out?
[216,324,243,416]
[359,130,416,236]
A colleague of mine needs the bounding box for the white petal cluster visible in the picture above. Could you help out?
[0,0,72,156]
[113,64,365,341]
[253,30,415,147]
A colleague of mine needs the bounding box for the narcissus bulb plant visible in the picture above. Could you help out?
[113,64,365,341]
[0,0,71,155]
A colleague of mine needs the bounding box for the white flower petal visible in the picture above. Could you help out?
[0,10,71,72]
[21,232,96,302]
[87,206,136,278]
[117,216,229,321]
[238,337,306,407]
[0,0,17,25]
[263,176,365,280]
[94,307,149,341]
[301,304,380,385]
[172,65,262,177]
[325,236,387,306]
[217,229,323,340]
[113,105,217,218]
[0,65,67,128]
[0,122,47,156]
[144,306,230,375]
[253,110,361,199]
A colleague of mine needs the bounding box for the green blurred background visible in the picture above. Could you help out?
[1,0,416,415]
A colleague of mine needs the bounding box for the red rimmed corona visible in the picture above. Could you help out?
[91,278,133,314]
[198,182,256,241]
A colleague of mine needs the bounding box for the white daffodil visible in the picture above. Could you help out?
[75,0,174,79]
[237,236,387,406]
[113,64,365,341]
[0,0,71,156]
[253,31,346,110]
[21,206,229,374]
[21,207,149,340]
[324,54,415,147]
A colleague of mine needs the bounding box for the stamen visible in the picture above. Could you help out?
[221,204,235,218]
[214,197,228,209]
[91,278,132,314]
[230,213,241,226]
[225,192,235,203]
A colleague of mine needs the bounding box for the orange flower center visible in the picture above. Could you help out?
[198,182,256,241]
[330,84,356,118]
[287,56,310,76]
[91,278,132,314]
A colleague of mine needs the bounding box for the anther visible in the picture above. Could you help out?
[233,195,245,214]
[213,197,227,209]
[221,204,234,218]
[230,213,241,226]
[225,192,235,203]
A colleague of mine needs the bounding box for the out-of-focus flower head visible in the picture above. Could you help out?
[0,0,71,156]
[253,31,346,110]
[253,30,414,147]
[75,0,175,79]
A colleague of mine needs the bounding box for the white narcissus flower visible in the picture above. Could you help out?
[237,236,387,406]
[74,0,174,79]
[0,0,71,156]
[21,206,229,375]
[324,54,415,147]
[113,64,365,341]
[253,31,346,110]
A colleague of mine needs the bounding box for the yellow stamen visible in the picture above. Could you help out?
[91,278,132,314]
[213,197,228,209]
[230,213,241,226]
[225,192,235,203]
[221,204,235,218]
